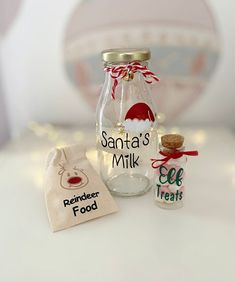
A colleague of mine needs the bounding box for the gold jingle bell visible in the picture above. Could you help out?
[123,71,134,81]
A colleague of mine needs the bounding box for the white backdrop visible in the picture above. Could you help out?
[1,0,235,137]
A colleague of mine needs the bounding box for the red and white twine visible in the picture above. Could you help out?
[104,61,160,99]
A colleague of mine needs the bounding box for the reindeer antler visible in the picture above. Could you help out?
[58,162,66,175]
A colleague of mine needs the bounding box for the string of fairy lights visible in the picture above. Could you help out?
[26,118,207,190]
[27,113,207,147]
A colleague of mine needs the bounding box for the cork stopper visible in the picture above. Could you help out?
[161,134,184,149]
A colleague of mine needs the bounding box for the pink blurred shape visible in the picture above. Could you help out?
[0,0,22,36]
[64,0,220,123]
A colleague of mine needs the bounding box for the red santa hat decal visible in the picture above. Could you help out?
[123,102,155,133]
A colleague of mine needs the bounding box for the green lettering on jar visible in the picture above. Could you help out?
[167,167,176,184]
[175,168,184,186]
[159,165,184,187]
[159,165,168,184]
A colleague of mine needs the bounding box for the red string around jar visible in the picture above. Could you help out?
[151,149,198,169]
[104,61,159,99]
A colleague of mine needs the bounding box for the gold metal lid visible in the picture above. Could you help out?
[161,134,184,149]
[102,48,150,63]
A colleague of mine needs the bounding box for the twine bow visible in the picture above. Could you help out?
[151,150,198,169]
[104,61,159,99]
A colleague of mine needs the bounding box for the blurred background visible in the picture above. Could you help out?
[0,0,235,146]
[2,2,235,279]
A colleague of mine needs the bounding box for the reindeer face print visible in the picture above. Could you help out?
[58,164,89,190]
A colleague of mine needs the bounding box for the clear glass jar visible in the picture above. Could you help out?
[154,145,187,209]
[96,48,159,197]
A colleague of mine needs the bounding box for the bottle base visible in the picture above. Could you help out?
[155,200,184,210]
[106,173,151,197]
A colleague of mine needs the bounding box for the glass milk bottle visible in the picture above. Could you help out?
[96,48,159,197]
[152,134,198,209]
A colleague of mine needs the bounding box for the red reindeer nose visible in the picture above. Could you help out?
[68,176,82,185]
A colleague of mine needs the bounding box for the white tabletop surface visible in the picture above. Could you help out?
[0,126,235,282]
